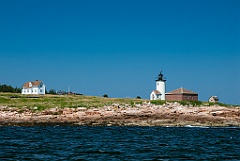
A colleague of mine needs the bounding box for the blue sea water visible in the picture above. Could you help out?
[0,126,239,161]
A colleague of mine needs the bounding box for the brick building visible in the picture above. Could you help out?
[166,87,198,101]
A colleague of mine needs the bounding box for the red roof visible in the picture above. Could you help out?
[22,80,43,88]
[152,90,161,95]
[167,87,197,94]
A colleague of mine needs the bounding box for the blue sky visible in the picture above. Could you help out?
[0,0,239,104]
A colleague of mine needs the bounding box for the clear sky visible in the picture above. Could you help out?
[0,0,239,104]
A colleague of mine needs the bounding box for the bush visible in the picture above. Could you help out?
[136,96,141,99]
[150,100,166,105]
[179,101,203,107]
[103,94,108,98]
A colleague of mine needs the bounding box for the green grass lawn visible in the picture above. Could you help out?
[0,93,236,111]
[0,93,145,111]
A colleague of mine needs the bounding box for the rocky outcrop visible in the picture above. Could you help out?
[0,102,239,126]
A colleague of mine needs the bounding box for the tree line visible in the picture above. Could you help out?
[0,84,21,93]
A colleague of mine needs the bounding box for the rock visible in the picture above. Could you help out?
[0,104,239,126]
[76,107,87,111]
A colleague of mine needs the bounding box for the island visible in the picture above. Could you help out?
[0,94,239,126]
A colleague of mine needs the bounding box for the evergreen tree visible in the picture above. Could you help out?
[49,89,57,94]
[0,84,21,93]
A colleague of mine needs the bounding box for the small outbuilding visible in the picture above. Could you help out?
[166,87,198,101]
[150,90,162,100]
[208,96,219,103]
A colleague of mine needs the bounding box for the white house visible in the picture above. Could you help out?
[150,71,166,100]
[209,96,219,103]
[150,90,162,100]
[22,80,46,95]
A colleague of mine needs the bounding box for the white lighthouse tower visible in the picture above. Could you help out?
[150,71,166,100]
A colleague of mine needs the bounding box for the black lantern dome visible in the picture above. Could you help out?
[155,71,166,82]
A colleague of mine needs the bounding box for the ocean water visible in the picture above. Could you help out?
[0,126,239,161]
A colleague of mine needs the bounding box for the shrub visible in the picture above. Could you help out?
[150,100,166,105]
[179,101,203,107]
[103,94,108,98]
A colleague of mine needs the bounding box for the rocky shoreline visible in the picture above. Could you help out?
[0,102,239,126]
